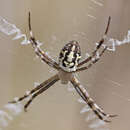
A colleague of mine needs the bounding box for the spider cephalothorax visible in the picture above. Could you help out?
[9,13,117,123]
[59,40,81,72]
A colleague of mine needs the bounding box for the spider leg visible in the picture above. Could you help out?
[24,75,59,111]
[28,12,60,70]
[70,76,117,123]
[78,16,111,67]
[9,74,59,104]
[75,46,107,72]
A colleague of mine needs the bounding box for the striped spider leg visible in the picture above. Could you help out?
[28,12,60,70]
[24,74,59,111]
[71,76,117,123]
[76,16,111,72]
[76,45,107,72]
[9,74,59,111]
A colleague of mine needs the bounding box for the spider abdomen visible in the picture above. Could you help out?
[59,40,81,72]
[58,70,73,84]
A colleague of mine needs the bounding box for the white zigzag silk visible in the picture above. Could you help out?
[0,16,29,45]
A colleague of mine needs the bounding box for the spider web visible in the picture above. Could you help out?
[0,16,29,45]
[0,103,23,129]
[0,1,130,130]
[0,15,130,130]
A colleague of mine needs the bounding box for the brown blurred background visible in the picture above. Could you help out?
[0,0,130,130]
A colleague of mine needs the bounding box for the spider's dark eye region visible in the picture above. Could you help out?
[59,40,81,72]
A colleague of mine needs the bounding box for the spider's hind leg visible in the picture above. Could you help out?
[9,74,59,107]
[24,76,59,111]
[71,76,117,123]
[8,84,44,104]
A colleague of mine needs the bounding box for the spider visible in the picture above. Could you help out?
[9,12,117,123]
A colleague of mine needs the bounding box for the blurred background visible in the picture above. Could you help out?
[0,0,130,130]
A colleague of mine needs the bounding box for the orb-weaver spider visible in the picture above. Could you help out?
[9,12,117,123]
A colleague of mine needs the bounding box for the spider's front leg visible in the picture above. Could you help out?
[77,16,111,68]
[76,46,107,72]
[70,76,117,123]
[28,12,60,70]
